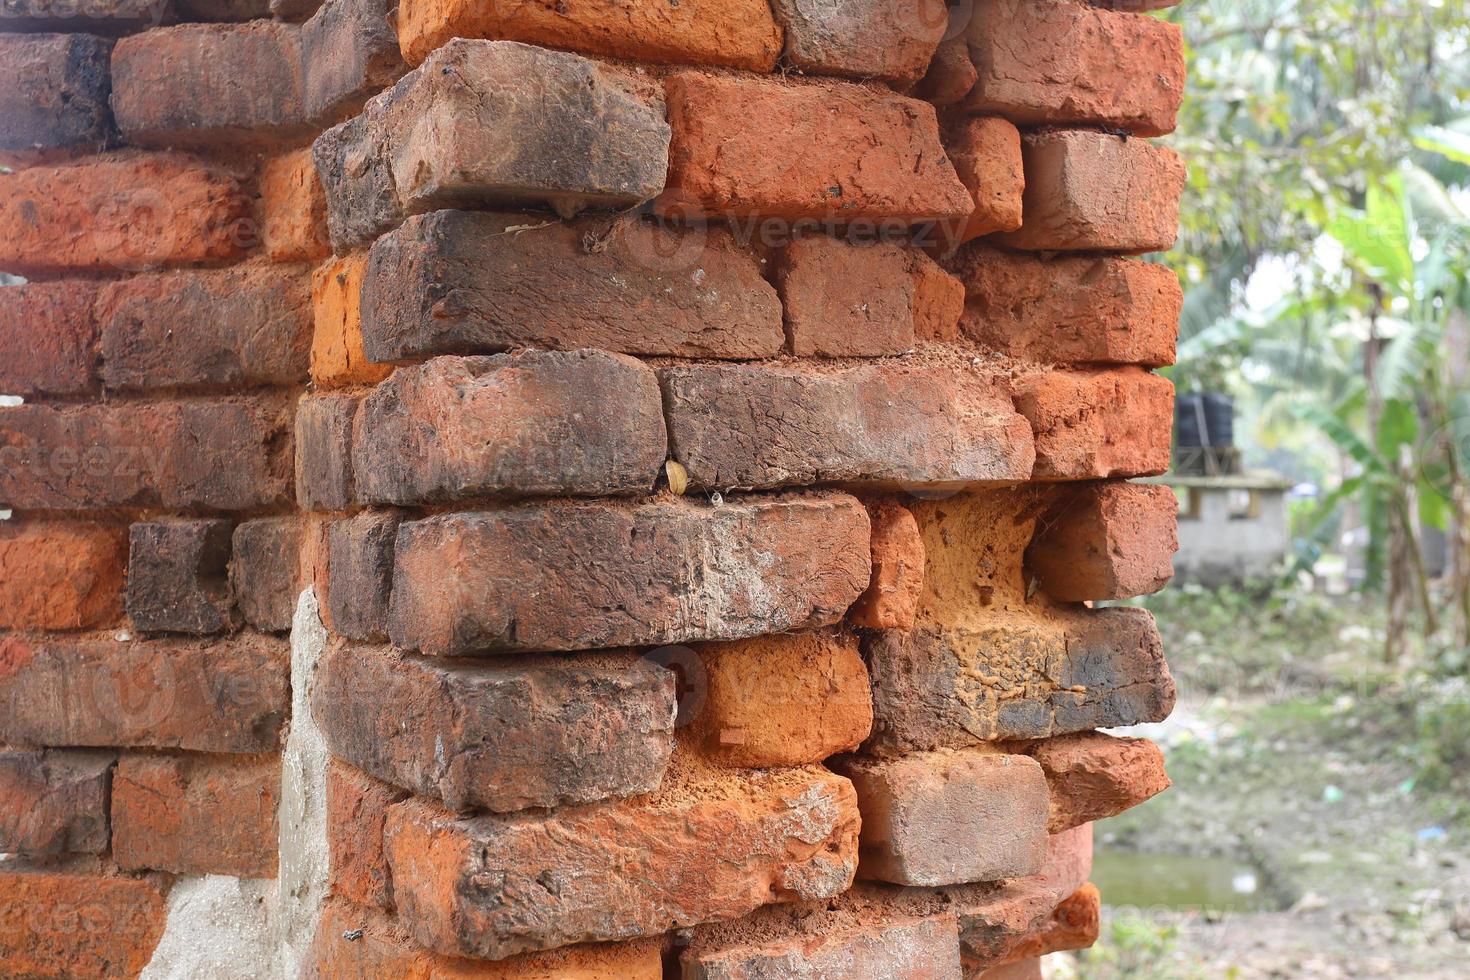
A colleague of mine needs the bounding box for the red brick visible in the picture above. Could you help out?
[850,500,925,631]
[911,252,966,344]
[1027,482,1177,600]
[311,253,393,387]
[113,752,280,877]
[297,393,361,512]
[999,131,1185,254]
[0,749,114,856]
[661,360,1034,492]
[311,112,401,253]
[945,247,1181,366]
[0,154,253,275]
[231,517,304,632]
[96,266,312,391]
[1012,368,1174,480]
[0,633,288,753]
[327,763,408,911]
[776,237,918,357]
[322,510,398,641]
[360,209,783,362]
[0,281,98,397]
[259,149,332,263]
[300,0,406,122]
[0,398,293,511]
[917,35,977,105]
[0,33,114,151]
[999,883,1101,964]
[384,767,859,958]
[126,519,236,635]
[688,631,872,768]
[395,0,782,71]
[111,22,309,146]
[0,0,167,32]
[834,751,1049,886]
[313,644,675,812]
[943,116,1024,246]
[0,522,126,631]
[1028,732,1170,833]
[962,0,1184,136]
[388,494,871,655]
[353,351,667,504]
[978,958,1042,980]
[0,872,166,979]
[684,913,962,979]
[770,0,949,84]
[658,72,972,224]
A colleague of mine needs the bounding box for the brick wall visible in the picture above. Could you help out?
[0,0,1185,976]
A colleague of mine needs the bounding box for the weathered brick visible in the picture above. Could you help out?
[0,633,288,752]
[771,0,949,84]
[0,872,166,979]
[1027,482,1177,600]
[945,247,1181,366]
[917,35,976,105]
[1028,732,1170,834]
[296,393,360,512]
[1012,368,1174,480]
[978,958,1043,980]
[688,631,871,768]
[300,0,405,123]
[658,72,972,223]
[0,33,113,151]
[126,519,236,635]
[327,762,408,911]
[661,361,1034,492]
[776,237,918,357]
[911,250,966,342]
[231,517,304,632]
[353,351,667,504]
[322,510,398,641]
[998,131,1185,254]
[311,253,393,387]
[315,644,675,812]
[111,22,308,146]
[361,209,783,362]
[849,500,925,631]
[0,0,168,32]
[684,913,962,980]
[0,154,252,275]
[943,116,1024,246]
[0,398,293,511]
[0,522,126,630]
[1000,883,1101,963]
[0,281,98,397]
[113,752,280,877]
[259,149,332,262]
[384,767,859,958]
[0,749,113,856]
[388,494,871,655]
[835,751,1049,887]
[312,111,400,254]
[96,266,311,391]
[865,608,1176,753]
[308,898,666,979]
[963,0,1184,136]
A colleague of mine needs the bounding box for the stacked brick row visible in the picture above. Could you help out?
[1,0,1188,977]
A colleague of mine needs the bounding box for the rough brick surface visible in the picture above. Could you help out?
[384,768,860,958]
[658,72,972,223]
[314,644,676,813]
[96,267,312,391]
[353,351,667,504]
[0,398,293,511]
[911,251,966,341]
[1012,368,1175,480]
[388,495,872,655]
[326,762,408,911]
[1029,732,1170,833]
[918,35,977,105]
[0,749,114,856]
[126,519,237,635]
[0,155,252,275]
[944,116,1025,245]
[850,500,926,631]
[322,510,398,641]
[231,517,304,632]
[396,0,783,71]
[1002,883,1101,963]
[0,33,113,151]
[312,111,400,253]
[113,752,280,877]
[999,131,1186,253]
[661,361,1034,491]
[311,253,393,386]
[771,0,949,84]
[963,0,1184,136]
[776,237,918,357]
[685,913,963,979]
[1027,482,1178,601]
[361,209,783,362]
[688,631,872,768]
[0,872,166,979]
[300,0,405,122]
[0,633,289,753]
[865,608,1176,753]
[0,0,168,32]
[835,751,1049,886]
[0,281,99,398]
[259,149,332,262]
[296,393,359,511]
[946,247,1181,366]
[0,522,126,631]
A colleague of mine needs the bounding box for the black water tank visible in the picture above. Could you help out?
[1176,393,1234,448]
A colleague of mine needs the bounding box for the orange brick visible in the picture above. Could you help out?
[1027,482,1178,600]
[259,149,331,263]
[1029,733,1170,833]
[0,522,127,631]
[945,116,1024,246]
[850,500,925,631]
[1012,368,1174,480]
[0,871,166,978]
[328,762,408,912]
[312,254,392,387]
[1001,883,1102,963]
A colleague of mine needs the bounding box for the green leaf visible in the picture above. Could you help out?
[1413,125,1470,165]
[1294,402,1388,477]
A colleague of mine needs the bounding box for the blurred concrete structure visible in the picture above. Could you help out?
[1148,473,1293,586]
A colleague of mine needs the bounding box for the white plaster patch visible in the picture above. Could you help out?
[139,876,279,980]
